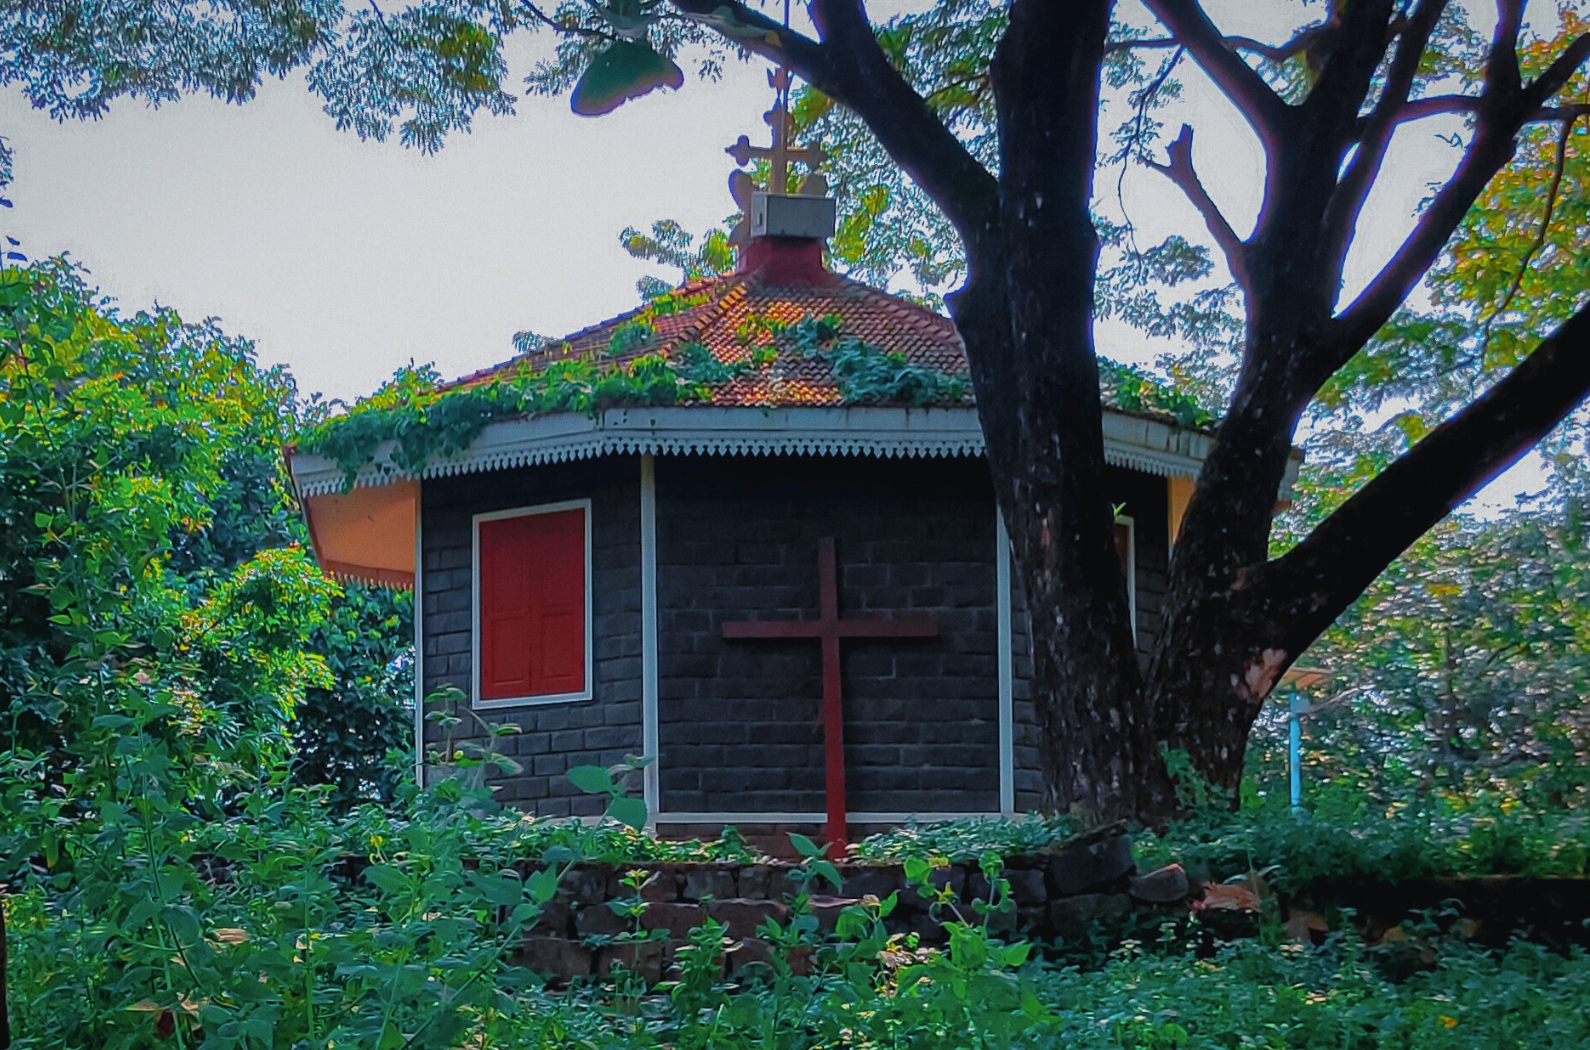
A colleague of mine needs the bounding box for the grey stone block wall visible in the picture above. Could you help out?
[653,455,1002,817]
[420,457,644,817]
[416,451,1171,821]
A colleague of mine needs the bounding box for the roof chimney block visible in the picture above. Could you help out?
[751,191,837,241]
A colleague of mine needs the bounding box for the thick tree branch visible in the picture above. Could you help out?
[667,0,835,93]
[1299,0,1399,130]
[1256,301,1590,655]
[1331,29,1590,351]
[1106,30,1322,59]
[1104,37,1182,53]
[517,1,617,40]
[1144,123,1248,287]
[1226,28,1330,64]
[1321,0,1448,290]
[807,0,1000,241]
[1490,0,1525,98]
[1376,94,1590,125]
[672,0,999,243]
[1141,0,1290,146]
[1521,31,1590,112]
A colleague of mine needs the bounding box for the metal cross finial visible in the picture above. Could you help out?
[726,66,829,238]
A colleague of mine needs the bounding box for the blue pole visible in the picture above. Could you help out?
[1289,693,1306,812]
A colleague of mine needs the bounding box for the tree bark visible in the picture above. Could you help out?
[941,0,1173,821]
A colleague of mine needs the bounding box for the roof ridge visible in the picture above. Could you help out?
[442,265,977,409]
[663,274,745,359]
[445,292,670,390]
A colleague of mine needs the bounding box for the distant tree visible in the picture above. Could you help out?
[0,257,413,808]
[6,1,1589,822]
[620,218,735,299]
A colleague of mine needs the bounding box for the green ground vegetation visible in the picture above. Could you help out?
[5,253,1590,1048]
[6,13,1590,1040]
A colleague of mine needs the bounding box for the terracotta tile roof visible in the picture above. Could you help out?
[448,265,969,408]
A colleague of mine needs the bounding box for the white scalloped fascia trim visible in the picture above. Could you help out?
[289,405,1214,498]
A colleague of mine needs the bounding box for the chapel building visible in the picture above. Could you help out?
[288,89,1266,846]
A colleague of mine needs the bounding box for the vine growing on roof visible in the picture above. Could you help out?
[1096,358,1216,428]
[297,300,974,487]
[299,298,1207,488]
[782,314,970,407]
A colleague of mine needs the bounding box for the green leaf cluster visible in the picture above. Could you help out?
[852,813,1083,864]
[1097,357,1216,428]
[781,313,970,407]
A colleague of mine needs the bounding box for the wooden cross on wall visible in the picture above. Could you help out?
[722,537,937,853]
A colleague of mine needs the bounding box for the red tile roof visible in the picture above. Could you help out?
[449,253,968,408]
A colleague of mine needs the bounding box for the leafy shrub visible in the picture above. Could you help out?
[0,259,415,812]
[852,813,1082,862]
[1136,776,1590,890]
[1039,935,1590,1049]
[291,583,416,809]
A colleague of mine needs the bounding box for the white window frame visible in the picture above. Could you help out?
[471,498,594,709]
[1115,513,1137,639]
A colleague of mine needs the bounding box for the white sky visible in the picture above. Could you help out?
[0,1,1554,507]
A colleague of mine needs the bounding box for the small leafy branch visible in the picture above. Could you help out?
[565,756,654,834]
[423,684,524,783]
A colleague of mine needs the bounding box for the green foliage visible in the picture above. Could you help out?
[0,259,415,813]
[292,584,415,809]
[1097,358,1217,428]
[621,219,735,301]
[852,813,1082,863]
[306,2,517,154]
[301,308,975,486]
[565,755,654,831]
[296,353,708,487]
[781,313,970,407]
[1039,936,1590,1050]
[0,260,324,759]
[1137,777,1590,894]
[672,339,748,384]
[0,1,339,122]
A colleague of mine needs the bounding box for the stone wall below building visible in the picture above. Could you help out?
[511,829,1193,983]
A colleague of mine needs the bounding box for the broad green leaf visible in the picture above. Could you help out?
[379,1020,406,1050]
[527,866,560,904]
[161,904,203,947]
[811,860,842,891]
[363,863,412,897]
[125,895,161,929]
[570,41,683,117]
[566,765,615,795]
[787,832,824,860]
[470,870,523,907]
[606,794,648,831]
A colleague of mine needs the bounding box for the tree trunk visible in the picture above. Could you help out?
[1144,355,1313,796]
[952,273,1171,821]
[939,0,1175,822]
